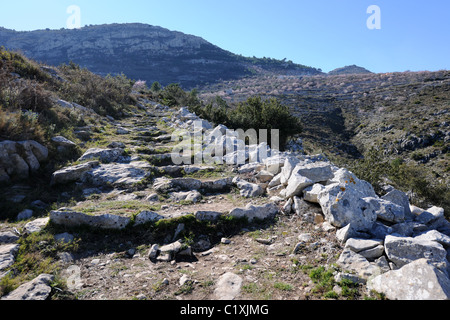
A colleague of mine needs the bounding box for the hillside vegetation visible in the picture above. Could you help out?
[0,47,136,143]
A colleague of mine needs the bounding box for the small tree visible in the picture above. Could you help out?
[150,81,162,92]
[229,96,303,149]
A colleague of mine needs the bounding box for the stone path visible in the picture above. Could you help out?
[1,100,449,300]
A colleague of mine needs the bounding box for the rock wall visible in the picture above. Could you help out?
[0,140,48,182]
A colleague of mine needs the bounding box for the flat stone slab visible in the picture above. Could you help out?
[214,272,243,300]
[367,259,450,300]
[0,244,19,272]
[50,210,131,230]
[1,274,54,300]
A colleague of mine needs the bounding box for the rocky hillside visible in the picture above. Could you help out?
[1,49,450,303]
[1,97,450,302]
[0,23,321,89]
[199,71,450,210]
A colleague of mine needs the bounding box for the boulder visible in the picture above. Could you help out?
[336,224,368,244]
[222,149,248,166]
[17,141,43,173]
[50,161,99,186]
[134,211,165,226]
[237,163,263,174]
[327,168,377,198]
[264,155,286,175]
[414,230,450,247]
[1,274,54,300]
[268,173,282,188]
[10,154,30,179]
[203,124,228,145]
[229,203,278,222]
[367,259,450,300]
[291,161,334,183]
[363,197,406,223]
[153,177,174,193]
[280,156,301,185]
[78,148,125,163]
[201,178,233,192]
[51,136,76,147]
[389,221,427,237]
[24,217,49,234]
[50,210,131,230]
[81,161,151,187]
[284,173,314,199]
[54,232,74,244]
[177,107,198,121]
[381,188,413,220]
[256,170,274,183]
[0,141,46,181]
[384,234,447,268]
[0,244,19,272]
[0,140,43,180]
[232,177,264,198]
[207,133,241,158]
[195,211,223,221]
[317,183,378,230]
[157,240,191,261]
[303,183,325,204]
[170,190,202,203]
[415,206,445,225]
[22,140,48,162]
[116,127,130,135]
[345,238,384,261]
[171,178,202,191]
[337,247,383,281]
[0,231,19,244]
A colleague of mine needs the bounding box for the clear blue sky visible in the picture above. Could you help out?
[1,0,449,73]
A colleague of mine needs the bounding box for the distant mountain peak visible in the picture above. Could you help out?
[328,65,373,75]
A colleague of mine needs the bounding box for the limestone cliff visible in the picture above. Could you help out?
[0,23,321,88]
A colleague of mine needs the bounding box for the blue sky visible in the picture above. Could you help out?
[0,0,449,73]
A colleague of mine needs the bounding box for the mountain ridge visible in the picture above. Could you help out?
[0,23,322,89]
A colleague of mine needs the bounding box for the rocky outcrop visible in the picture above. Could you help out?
[1,274,54,300]
[0,140,48,182]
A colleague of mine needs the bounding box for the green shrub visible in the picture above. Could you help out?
[157,83,201,108]
[190,96,302,150]
[228,96,303,149]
